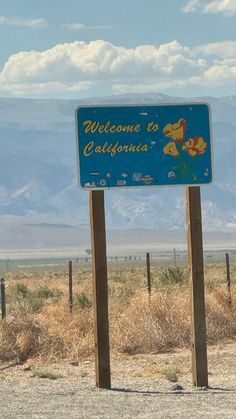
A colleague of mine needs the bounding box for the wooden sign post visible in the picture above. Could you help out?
[75,102,212,389]
[186,186,208,387]
[89,190,111,389]
[1,277,6,320]
[225,253,232,308]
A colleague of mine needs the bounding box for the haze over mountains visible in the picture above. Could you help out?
[0,93,236,250]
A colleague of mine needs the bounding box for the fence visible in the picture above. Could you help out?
[1,248,236,272]
[0,250,235,319]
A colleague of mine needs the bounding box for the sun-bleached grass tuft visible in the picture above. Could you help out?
[0,299,94,363]
[206,286,236,342]
[37,299,94,361]
[111,288,191,354]
[111,285,236,355]
[0,308,51,363]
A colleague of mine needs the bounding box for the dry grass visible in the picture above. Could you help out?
[111,288,190,354]
[206,285,236,342]
[0,308,50,362]
[0,265,235,363]
[0,300,94,363]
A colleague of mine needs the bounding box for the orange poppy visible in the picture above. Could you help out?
[163,118,186,143]
[182,136,207,156]
[163,142,180,157]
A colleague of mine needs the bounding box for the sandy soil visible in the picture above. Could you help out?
[0,343,235,418]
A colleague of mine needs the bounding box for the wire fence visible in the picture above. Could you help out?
[1,248,236,273]
[1,249,235,320]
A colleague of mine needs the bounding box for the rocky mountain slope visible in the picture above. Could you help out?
[0,93,236,240]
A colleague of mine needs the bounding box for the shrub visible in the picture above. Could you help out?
[26,294,45,313]
[164,367,180,382]
[159,266,186,286]
[9,284,63,313]
[109,286,134,304]
[0,311,50,362]
[33,286,63,301]
[34,286,56,299]
[73,293,92,309]
[33,370,63,380]
[28,288,63,312]
[10,283,29,299]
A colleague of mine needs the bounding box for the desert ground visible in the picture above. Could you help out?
[0,343,235,418]
[0,262,235,418]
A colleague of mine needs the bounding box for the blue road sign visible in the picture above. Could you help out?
[75,103,212,189]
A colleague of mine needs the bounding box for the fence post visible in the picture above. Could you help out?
[1,278,6,320]
[225,253,232,308]
[146,252,151,296]
[173,248,177,266]
[68,260,73,313]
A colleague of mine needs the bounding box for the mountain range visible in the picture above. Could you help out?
[0,93,236,250]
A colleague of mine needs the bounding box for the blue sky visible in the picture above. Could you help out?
[0,0,235,99]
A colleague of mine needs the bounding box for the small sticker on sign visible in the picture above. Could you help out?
[84,182,96,188]
[168,171,176,180]
[117,180,126,186]
[140,175,153,184]
[133,173,142,181]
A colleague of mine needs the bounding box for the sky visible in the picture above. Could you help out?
[0,0,235,99]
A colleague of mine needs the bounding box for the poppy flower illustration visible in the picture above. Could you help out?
[163,142,179,157]
[182,136,207,156]
[162,118,209,182]
[163,118,186,143]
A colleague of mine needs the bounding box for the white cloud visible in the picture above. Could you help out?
[204,0,236,15]
[62,22,113,30]
[182,0,236,15]
[181,0,202,13]
[0,39,235,97]
[196,40,236,58]
[0,16,47,27]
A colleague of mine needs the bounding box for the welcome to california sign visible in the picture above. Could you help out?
[75,103,212,189]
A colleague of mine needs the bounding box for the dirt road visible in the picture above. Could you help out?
[0,343,235,418]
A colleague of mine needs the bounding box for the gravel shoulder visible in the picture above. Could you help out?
[0,342,235,418]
